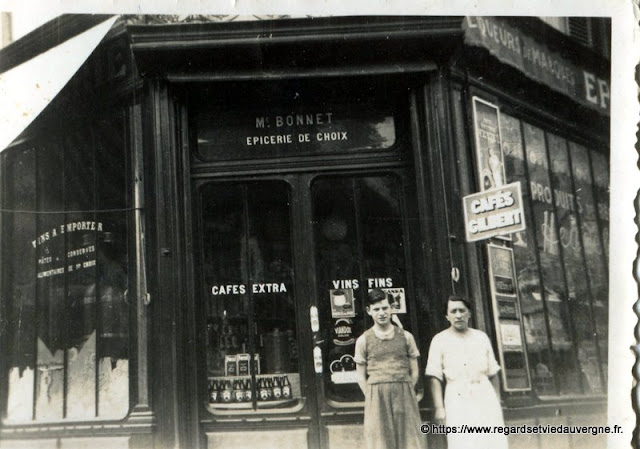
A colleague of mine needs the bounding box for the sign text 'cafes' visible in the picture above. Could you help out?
[463,182,526,242]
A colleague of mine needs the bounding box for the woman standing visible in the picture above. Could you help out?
[425,295,508,449]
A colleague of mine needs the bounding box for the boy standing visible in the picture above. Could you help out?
[354,288,426,449]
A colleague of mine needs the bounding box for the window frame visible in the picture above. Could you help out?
[0,109,137,426]
[467,91,609,400]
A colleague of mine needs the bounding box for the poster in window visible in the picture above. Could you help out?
[368,287,406,313]
[329,288,356,318]
[488,241,516,296]
[472,97,506,191]
[487,244,532,391]
[500,321,524,349]
[497,295,518,319]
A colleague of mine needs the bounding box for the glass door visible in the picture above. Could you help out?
[196,180,305,412]
[193,170,420,449]
[307,173,421,408]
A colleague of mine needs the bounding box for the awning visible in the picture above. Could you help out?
[0,16,117,152]
[463,16,610,116]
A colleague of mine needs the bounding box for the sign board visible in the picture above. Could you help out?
[194,104,397,161]
[463,182,526,242]
[464,17,610,115]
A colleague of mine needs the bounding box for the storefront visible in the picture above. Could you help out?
[0,15,610,449]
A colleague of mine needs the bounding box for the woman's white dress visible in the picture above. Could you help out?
[425,328,508,449]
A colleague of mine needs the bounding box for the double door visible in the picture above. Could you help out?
[193,169,424,449]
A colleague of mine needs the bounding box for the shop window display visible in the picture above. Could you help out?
[2,115,130,422]
[498,111,608,396]
[312,174,413,403]
[198,182,301,410]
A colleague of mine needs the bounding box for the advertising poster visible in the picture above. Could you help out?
[472,97,505,191]
[487,244,532,391]
[329,288,356,318]
[368,287,406,314]
[463,182,525,242]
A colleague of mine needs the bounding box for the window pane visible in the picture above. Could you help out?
[4,148,37,421]
[201,182,300,410]
[94,115,130,418]
[539,17,569,33]
[590,151,609,263]
[35,145,65,421]
[313,177,364,402]
[2,114,130,423]
[501,113,554,394]
[570,143,608,380]
[548,133,602,393]
[312,174,410,402]
[64,131,97,419]
[523,123,581,395]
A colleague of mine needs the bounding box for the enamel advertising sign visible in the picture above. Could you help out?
[463,181,526,242]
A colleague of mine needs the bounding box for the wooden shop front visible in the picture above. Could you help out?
[0,15,610,449]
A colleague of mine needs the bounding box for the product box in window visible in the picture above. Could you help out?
[229,353,260,376]
[237,353,250,375]
[225,355,237,376]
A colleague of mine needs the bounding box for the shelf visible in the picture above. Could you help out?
[208,398,298,410]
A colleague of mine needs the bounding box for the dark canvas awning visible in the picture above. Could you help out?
[463,16,610,116]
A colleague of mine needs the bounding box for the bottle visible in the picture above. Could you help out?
[216,380,223,403]
[282,375,292,399]
[272,376,282,399]
[208,381,217,404]
[267,379,273,401]
[233,379,244,402]
[221,380,233,403]
[243,379,252,402]
[258,378,269,401]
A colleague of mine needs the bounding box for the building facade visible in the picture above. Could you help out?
[0,15,610,449]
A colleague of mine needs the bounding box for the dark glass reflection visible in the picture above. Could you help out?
[312,175,409,402]
[199,182,299,409]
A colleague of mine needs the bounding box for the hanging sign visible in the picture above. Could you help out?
[463,182,526,242]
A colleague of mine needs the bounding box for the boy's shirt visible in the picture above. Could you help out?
[354,326,420,383]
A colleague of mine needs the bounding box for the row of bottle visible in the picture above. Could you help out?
[208,375,292,404]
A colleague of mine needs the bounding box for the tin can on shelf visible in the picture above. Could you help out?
[263,328,290,373]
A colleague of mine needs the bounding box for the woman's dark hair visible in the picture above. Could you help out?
[444,295,473,315]
[366,288,388,307]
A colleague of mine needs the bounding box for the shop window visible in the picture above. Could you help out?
[312,174,412,403]
[538,17,610,59]
[539,17,592,47]
[570,143,608,379]
[499,111,608,396]
[1,116,130,423]
[198,182,300,411]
